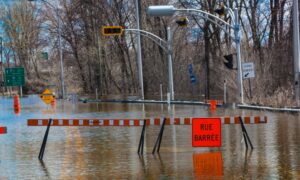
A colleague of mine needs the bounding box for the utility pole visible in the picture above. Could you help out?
[56,0,65,99]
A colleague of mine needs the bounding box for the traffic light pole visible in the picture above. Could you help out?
[234,8,244,104]
[167,27,174,100]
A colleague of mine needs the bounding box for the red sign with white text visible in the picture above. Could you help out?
[192,118,221,147]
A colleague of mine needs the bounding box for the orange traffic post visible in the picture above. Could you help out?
[210,100,217,111]
[0,126,7,134]
[14,95,21,112]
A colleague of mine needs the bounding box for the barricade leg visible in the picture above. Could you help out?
[138,120,146,155]
[38,119,52,160]
[152,118,166,154]
[239,117,253,149]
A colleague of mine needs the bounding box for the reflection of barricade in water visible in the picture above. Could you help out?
[193,152,223,178]
[68,93,78,104]
[27,116,267,160]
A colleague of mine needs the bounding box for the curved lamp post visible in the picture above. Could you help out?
[125,28,174,101]
[147,5,244,104]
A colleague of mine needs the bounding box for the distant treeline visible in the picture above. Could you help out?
[0,0,295,106]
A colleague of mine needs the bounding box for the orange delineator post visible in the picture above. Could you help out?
[210,100,217,110]
[14,95,20,112]
[0,126,7,134]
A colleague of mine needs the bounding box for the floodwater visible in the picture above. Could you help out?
[0,95,300,179]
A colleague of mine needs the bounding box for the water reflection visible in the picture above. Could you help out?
[242,149,253,178]
[39,160,50,178]
[193,152,223,179]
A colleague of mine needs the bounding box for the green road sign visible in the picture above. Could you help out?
[38,52,48,60]
[5,67,25,86]
[42,52,48,60]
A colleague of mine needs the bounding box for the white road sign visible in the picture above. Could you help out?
[242,62,255,79]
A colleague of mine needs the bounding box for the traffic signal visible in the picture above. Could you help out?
[214,4,225,16]
[223,54,234,70]
[176,17,189,27]
[102,26,123,36]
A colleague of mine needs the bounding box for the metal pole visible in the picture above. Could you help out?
[224,80,227,104]
[0,36,4,95]
[56,0,65,99]
[95,88,98,100]
[167,27,174,100]
[160,83,163,101]
[135,0,144,100]
[20,86,23,97]
[234,8,244,104]
[96,31,103,96]
[293,0,300,105]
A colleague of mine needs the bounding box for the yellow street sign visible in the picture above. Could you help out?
[101,26,123,36]
[40,89,55,104]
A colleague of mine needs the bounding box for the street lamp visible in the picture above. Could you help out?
[28,0,65,99]
[147,5,244,104]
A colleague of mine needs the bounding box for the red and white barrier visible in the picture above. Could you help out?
[27,116,267,126]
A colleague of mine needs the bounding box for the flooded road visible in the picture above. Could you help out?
[0,95,300,179]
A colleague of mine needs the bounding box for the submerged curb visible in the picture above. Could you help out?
[80,99,300,113]
[237,104,300,113]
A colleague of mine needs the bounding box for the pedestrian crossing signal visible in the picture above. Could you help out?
[102,26,123,36]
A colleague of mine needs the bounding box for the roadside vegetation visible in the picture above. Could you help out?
[0,0,295,107]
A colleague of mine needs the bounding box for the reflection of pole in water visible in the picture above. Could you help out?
[172,115,177,169]
[142,103,145,119]
[243,149,253,175]
[167,104,175,116]
[138,155,147,176]
[157,154,166,174]
[39,160,50,178]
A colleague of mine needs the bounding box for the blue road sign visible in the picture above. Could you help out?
[188,64,197,84]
